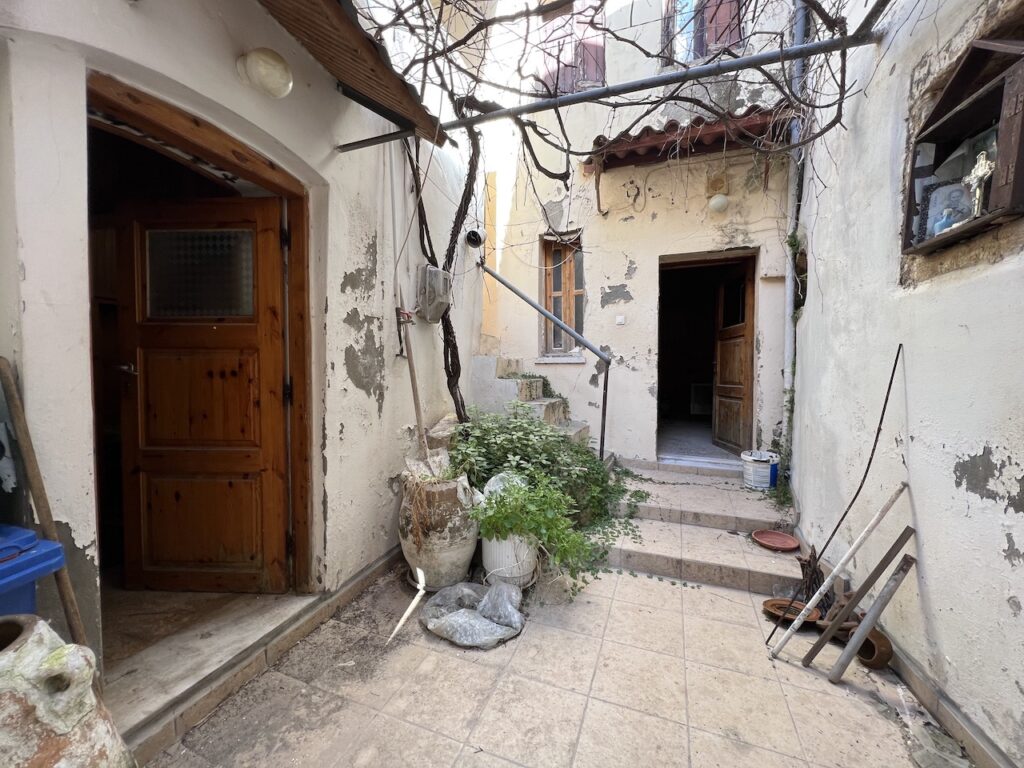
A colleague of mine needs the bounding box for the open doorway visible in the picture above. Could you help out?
[657,255,754,461]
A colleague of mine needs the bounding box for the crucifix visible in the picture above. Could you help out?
[964,150,996,218]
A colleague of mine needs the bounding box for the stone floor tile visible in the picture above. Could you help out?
[684,615,777,680]
[612,573,685,611]
[689,728,803,768]
[604,600,685,657]
[770,632,883,699]
[347,713,462,768]
[335,568,420,639]
[685,662,803,758]
[682,584,759,627]
[590,640,687,723]
[453,747,523,767]
[310,630,428,710]
[579,572,618,599]
[783,685,915,768]
[525,593,611,638]
[469,675,587,768]
[383,650,499,741]
[182,670,374,767]
[573,698,688,768]
[508,622,601,694]
[146,746,216,768]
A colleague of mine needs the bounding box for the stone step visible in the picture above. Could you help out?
[556,419,590,444]
[507,376,544,402]
[619,499,794,534]
[527,397,569,425]
[607,518,803,596]
[620,456,742,478]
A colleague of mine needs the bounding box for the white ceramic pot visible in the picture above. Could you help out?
[482,535,538,587]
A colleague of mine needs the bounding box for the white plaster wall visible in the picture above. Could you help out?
[477,0,795,460]
[0,0,479,614]
[792,0,1024,761]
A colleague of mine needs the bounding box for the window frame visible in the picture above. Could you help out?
[662,0,741,65]
[542,238,585,355]
[902,40,1024,255]
[534,0,605,95]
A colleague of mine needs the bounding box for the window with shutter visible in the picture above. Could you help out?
[543,239,584,354]
[535,0,605,94]
[663,0,741,63]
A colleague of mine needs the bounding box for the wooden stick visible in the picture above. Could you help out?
[770,482,907,658]
[0,357,90,647]
[802,525,915,667]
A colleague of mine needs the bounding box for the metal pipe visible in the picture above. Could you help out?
[337,29,885,154]
[828,554,915,683]
[478,261,611,364]
[782,0,807,462]
[599,366,610,459]
[802,525,915,667]
[769,482,907,658]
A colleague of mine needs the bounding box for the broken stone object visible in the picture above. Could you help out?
[0,614,135,767]
[420,582,524,649]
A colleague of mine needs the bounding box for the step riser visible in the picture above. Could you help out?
[529,398,569,425]
[619,502,794,534]
[606,549,801,597]
[514,378,544,401]
[621,458,742,478]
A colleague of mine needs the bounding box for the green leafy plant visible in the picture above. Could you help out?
[450,405,649,590]
[471,477,596,582]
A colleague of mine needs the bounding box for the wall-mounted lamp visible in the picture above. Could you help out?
[236,48,293,99]
[708,193,730,214]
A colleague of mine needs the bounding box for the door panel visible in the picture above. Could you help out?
[119,198,287,592]
[712,261,754,455]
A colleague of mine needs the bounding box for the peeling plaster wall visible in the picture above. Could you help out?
[792,0,1024,762]
[479,0,793,460]
[0,0,479,643]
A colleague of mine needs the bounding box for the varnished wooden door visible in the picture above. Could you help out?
[711,261,754,455]
[119,198,288,592]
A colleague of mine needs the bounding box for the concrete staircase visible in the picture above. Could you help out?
[467,355,589,444]
[608,460,802,597]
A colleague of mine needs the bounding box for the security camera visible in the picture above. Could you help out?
[466,229,487,248]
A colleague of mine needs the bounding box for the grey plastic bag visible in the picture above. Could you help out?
[422,608,519,650]
[419,581,525,649]
[477,581,524,632]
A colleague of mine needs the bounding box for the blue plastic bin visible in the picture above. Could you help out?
[0,523,65,615]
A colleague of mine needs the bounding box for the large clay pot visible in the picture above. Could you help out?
[0,614,135,767]
[399,474,479,590]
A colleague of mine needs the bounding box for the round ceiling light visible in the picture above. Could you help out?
[236,48,293,99]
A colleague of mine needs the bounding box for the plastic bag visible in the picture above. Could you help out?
[420,581,525,649]
[482,471,526,498]
[477,581,524,632]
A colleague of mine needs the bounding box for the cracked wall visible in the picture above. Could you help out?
[790,0,1024,762]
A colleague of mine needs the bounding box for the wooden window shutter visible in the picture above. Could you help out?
[575,2,605,86]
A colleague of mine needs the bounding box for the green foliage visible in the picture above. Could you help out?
[451,405,648,590]
[470,478,596,581]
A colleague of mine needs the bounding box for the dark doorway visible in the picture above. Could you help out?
[657,257,754,459]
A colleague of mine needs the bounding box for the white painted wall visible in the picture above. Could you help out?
[477,0,793,459]
[792,0,1024,762]
[0,0,479,638]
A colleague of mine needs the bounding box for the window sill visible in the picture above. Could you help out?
[535,355,587,365]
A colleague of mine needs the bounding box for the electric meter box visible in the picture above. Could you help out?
[416,264,453,323]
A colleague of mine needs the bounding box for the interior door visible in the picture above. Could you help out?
[118,198,288,592]
[712,260,754,454]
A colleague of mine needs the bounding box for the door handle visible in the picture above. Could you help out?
[116,362,139,376]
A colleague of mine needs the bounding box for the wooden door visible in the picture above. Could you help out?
[118,198,288,592]
[711,261,754,454]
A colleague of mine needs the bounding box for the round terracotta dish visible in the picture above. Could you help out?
[752,529,800,552]
[762,598,822,623]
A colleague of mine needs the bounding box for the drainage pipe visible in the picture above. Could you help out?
[828,554,916,683]
[336,26,886,154]
[782,0,807,464]
[769,482,907,658]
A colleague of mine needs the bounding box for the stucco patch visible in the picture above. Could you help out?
[1009,595,1022,617]
[339,233,379,296]
[600,284,633,308]
[625,259,637,279]
[953,445,1024,514]
[1003,533,1024,567]
[343,309,386,416]
[542,198,564,229]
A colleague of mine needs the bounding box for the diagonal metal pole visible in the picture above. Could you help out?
[336,25,887,154]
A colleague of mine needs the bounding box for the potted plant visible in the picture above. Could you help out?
[398,460,479,591]
[472,476,595,588]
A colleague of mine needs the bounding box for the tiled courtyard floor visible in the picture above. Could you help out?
[150,567,952,768]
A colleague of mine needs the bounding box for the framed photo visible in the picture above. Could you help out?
[918,178,970,242]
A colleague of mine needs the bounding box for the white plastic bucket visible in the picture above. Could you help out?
[482,535,538,587]
[741,450,780,490]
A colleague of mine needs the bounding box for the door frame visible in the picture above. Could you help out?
[657,250,757,455]
[86,73,314,592]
